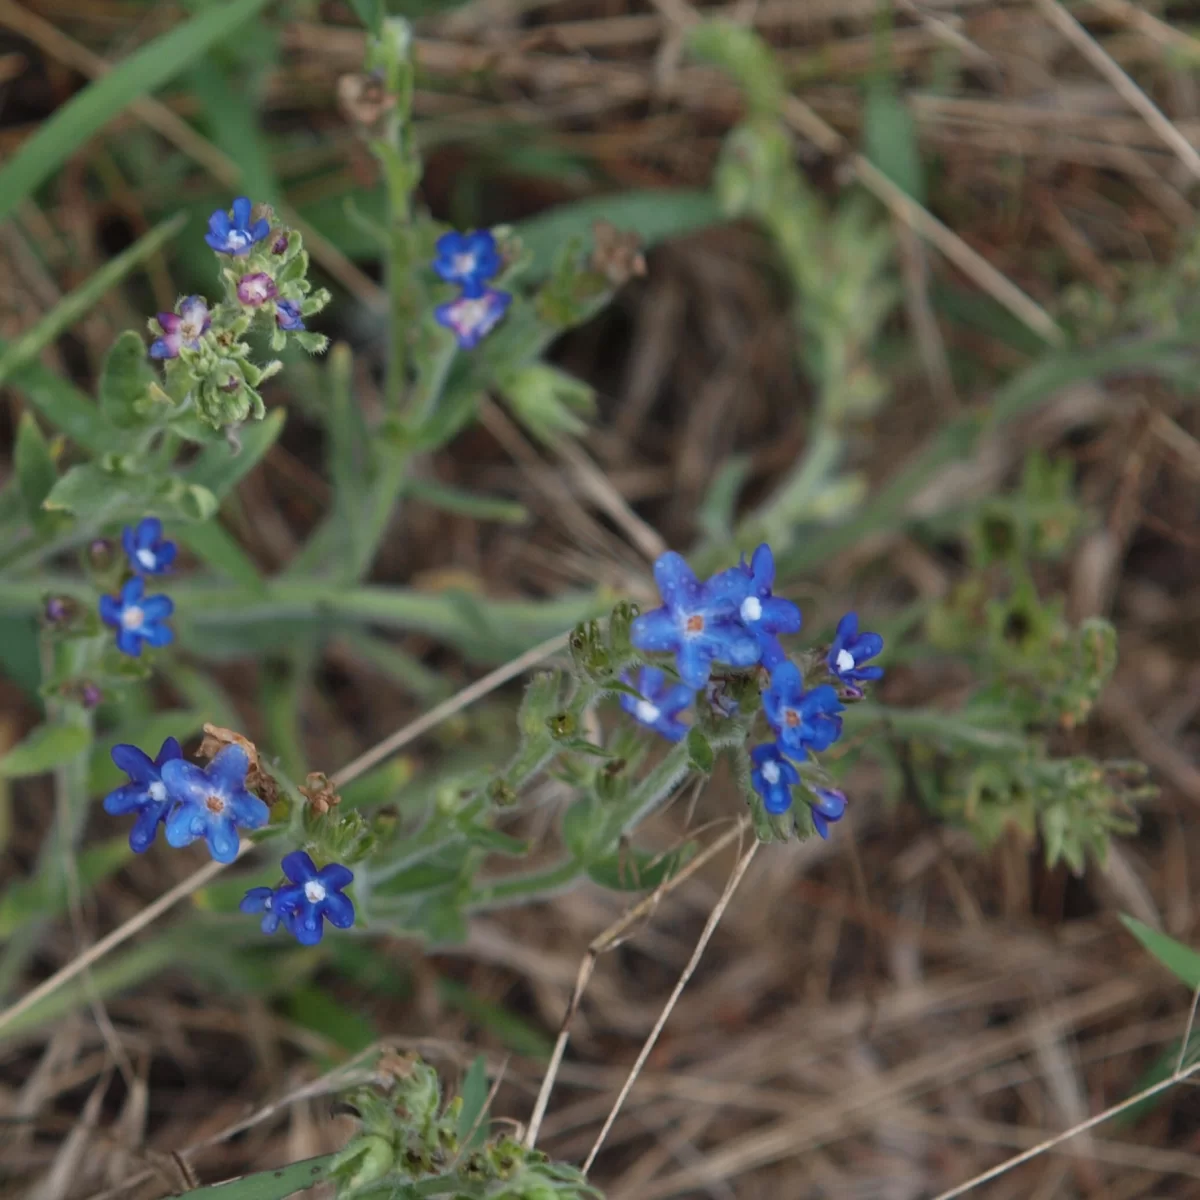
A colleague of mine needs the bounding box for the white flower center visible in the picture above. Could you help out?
[136,548,157,570]
[634,699,661,724]
[455,299,487,327]
[227,230,250,250]
[761,760,781,785]
[454,253,476,274]
[304,880,327,904]
[740,596,763,622]
[148,781,167,803]
[836,648,855,673]
[121,606,145,630]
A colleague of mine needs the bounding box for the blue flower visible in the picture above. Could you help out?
[808,787,847,839]
[827,612,884,696]
[618,667,693,742]
[630,551,761,689]
[275,298,304,331]
[159,745,270,864]
[750,742,799,815]
[433,230,502,296]
[762,661,844,756]
[239,886,284,935]
[98,576,174,657]
[272,851,355,945]
[149,296,210,360]
[122,517,176,576]
[707,544,801,667]
[205,197,271,256]
[435,288,512,350]
[102,737,183,853]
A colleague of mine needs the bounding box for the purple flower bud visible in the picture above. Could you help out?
[80,683,103,710]
[149,296,211,360]
[272,233,289,255]
[237,273,278,307]
[275,298,304,331]
[44,596,72,624]
[88,538,115,570]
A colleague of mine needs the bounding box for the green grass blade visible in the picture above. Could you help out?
[0,0,271,223]
[184,408,285,499]
[1120,914,1200,988]
[0,214,185,389]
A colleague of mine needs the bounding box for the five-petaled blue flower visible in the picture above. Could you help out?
[750,742,799,815]
[239,886,284,935]
[433,230,502,296]
[707,544,801,667]
[631,551,761,689]
[205,197,270,256]
[160,744,269,864]
[827,612,884,697]
[103,737,183,853]
[271,851,355,945]
[99,576,174,657]
[435,288,512,350]
[122,517,176,576]
[275,298,304,331]
[618,666,693,742]
[808,787,847,839]
[762,661,844,756]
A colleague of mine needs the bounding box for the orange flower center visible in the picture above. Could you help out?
[784,710,800,727]
[685,614,704,634]
[205,794,226,814]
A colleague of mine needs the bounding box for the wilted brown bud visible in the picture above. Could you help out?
[337,72,396,128]
[198,723,278,806]
[300,771,342,815]
[590,221,646,286]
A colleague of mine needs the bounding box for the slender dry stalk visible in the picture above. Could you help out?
[525,817,752,1149]
[581,838,759,1175]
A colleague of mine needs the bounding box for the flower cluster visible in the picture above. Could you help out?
[103,736,355,945]
[148,197,330,427]
[98,518,176,657]
[624,545,883,837]
[432,229,512,350]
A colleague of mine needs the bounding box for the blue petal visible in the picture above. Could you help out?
[165,803,204,848]
[322,891,355,929]
[656,717,689,742]
[207,745,249,793]
[652,552,701,611]
[812,811,830,839]
[103,782,151,816]
[203,233,227,253]
[852,632,884,661]
[757,633,788,669]
[835,612,859,643]
[155,737,183,767]
[121,525,138,563]
[155,542,178,570]
[801,684,844,718]
[98,594,122,627]
[148,339,174,359]
[618,691,639,718]
[249,218,270,243]
[161,759,213,808]
[208,208,231,237]
[749,544,775,590]
[288,904,325,945]
[240,887,274,914]
[813,788,847,821]
[759,596,801,636]
[139,594,173,622]
[660,683,695,717]
[120,576,144,606]
[231,197,252,229]
[630,608,679,653]
[281,850,318,884]
[704,565,753,605]
[129,805,166,853]
[227,788,269,830]
[853,665,885,682]
[762,783,792,815]
[638,666,666,698]
[139,622,174,648]
[205,816,240,863]
[319,863,354,891]
[675,641,712,689]
[436,231,467,257]
[261,911,281,935]
[137,517,162,547]
[765,661,804,706]
[273,884,305,914]
[111,743,156,784]
[115,629,142,657]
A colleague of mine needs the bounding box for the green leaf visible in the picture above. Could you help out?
[176,522,265,593]
[0,836,131,939]
[0,0,271,223]
[456,1054,491,1146]
[13,413,57,526]
[349,0,385,36]
[518,189,722,282]
[98,331,158,428]
[0,217,185,389]
[0,349,123,455]
[43,463,217,523]
[864,81,925,205]
[587,842,695,892]
[183,408,284,499]
[405,478,528,525]
[0,723,89,779]
[1120,914,1200,988]
[0,616,41,701]
[286,985,377,1054]
[159,1155,339,1200]
[437,978,554,1059]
